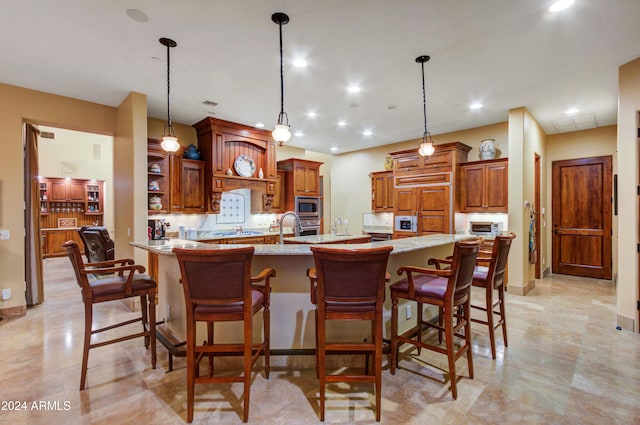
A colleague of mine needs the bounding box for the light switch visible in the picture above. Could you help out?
[0,229,9,240]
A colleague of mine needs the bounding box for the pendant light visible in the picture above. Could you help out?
[159,37,180,152]
[271,12,292,146]
[416,55,435,157]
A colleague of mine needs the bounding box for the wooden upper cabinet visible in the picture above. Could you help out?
[395,187,416,216]
[417,185,450,234]
[171,157,205,213]
[50,179,84,202]
[458,158,508,212]
[370,171,394,212]
[278,159,323,209]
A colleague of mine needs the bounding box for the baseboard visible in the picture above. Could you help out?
[616,314,636,332]
[506,279,536,296]
[0,305,27,320]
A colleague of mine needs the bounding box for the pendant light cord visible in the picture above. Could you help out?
[421,60,428,138]
[278,21,286,124]
[166,42,172,129]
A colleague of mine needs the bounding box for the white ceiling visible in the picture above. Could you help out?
[3,1,639,154]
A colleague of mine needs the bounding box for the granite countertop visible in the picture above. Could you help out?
[169,227,294,242]
[283,234,372,244]
[131,234,473,257]
[362,226,393,234]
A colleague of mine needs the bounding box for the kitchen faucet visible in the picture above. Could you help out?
[279,211,303,245]
[332,217,343,235]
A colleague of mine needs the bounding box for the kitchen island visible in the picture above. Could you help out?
[132,234,472,366]
[283,233,371,244]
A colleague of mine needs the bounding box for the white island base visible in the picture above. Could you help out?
[133,234,470,368]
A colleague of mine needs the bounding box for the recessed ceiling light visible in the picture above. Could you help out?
[469,102,483,109]
[549,0,575,12]
[126,9,149,23]
[565,108,580,115]
[255,122,265,128]
[363,130,373,136]
[337,120,347,127]
[307,111,317,118]
[347,85,361,93]
[293,59,307,68]
[294,131,304,137]
[330,146,339,152]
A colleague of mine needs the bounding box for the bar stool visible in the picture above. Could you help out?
[172,246,275,423]
[62,240,157,390]
[390,239,480,399]
[470,233,515,358]
[308,245,393,422]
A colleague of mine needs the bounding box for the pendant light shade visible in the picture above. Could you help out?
[159,37,180,153]
[416,55,434,157]
[272,12,291,146]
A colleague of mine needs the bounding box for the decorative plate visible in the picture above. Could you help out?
[234,154,256,177]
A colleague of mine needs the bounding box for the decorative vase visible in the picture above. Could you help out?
[479,139,497,160]
[149,196,162,210]
[183,144,201,160]
[383,156,393,170]
[258,168,264,179]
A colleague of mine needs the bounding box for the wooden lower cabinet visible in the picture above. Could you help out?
[42,229,83,258]
[201,235,280,245]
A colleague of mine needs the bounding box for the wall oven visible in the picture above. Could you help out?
[299,217,320,236]
[295,196,320,218]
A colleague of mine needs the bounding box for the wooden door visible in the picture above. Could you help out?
[552,156,612,279]
[304,166,319,195]
[384,174,395,210]
[49,179,67,201]
[67,180,85,201]
[417,185,450,234]
[372,174,386,211]
[181,159,205,212]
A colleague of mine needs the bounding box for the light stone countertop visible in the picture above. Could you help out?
[362,225,394,234]
[131,234,473,257]
[282,234,373,244]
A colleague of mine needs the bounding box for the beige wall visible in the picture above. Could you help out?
[506,107,547,295]
[0,83,118,313]
[37,126,115,235]
[545,126,618,280]
[617,57,640,331]
[147,117,198,148]
[330,122,509,234]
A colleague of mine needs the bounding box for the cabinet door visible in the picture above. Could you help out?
[417,185,451,234]
[304,166,319,195]
[47,231,69,257]
[485,162,508,211]
[395,187,416,215]
[270,171,285,212]
[384,174,395,210]
[49,180,68,202]
[371,175,386,211]
[181,159,205,212]
[68,180,85,201]
[460,164,485,212]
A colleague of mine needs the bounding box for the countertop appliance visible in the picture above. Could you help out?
[470,221,502,236]
[395,215,418,233]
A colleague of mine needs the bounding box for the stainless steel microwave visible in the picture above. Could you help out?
[295,196,320,218]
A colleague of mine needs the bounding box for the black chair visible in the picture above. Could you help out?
[78,226,115,263]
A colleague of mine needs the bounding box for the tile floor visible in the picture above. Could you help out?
[0,258,639,424]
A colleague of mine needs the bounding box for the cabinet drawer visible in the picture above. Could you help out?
[396,172,451,187]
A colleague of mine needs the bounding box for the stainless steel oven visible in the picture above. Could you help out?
[295,196,320,218]
[299,217,320,236]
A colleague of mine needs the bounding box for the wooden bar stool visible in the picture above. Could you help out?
[470,233,515,358]
[390,239,480,399]
[63,240,157,390]
[173,246,275,423]
[308,245,393,422]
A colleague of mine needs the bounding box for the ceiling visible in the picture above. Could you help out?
[3,1,639,154]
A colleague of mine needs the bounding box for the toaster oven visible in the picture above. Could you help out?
[469,221,502,236]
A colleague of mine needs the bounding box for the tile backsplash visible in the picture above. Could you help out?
[151,188,278,233]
